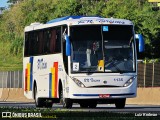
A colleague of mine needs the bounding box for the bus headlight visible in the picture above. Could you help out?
[123,77,136,87]
[72,78,85,87]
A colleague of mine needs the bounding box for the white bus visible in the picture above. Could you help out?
[23,16,144,108]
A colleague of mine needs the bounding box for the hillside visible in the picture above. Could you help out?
[0,0,160,71]
[0,42,22,71]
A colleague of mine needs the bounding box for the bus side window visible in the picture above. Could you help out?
[38,31,44,55]
[29,32,34,56]
[44,29,51,54]
[33,32,38,55]
[55,27,61,53]
[50,29,56,53]
[24,32,29,56]
[25,32,34,56]
[50,27,61,54]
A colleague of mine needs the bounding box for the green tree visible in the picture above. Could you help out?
[0,0,160,70]
[7,0,24,4]
[102,0,160,59]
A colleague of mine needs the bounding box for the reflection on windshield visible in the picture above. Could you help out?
[105,47,134,72]
[71,40,103,72]
[70,25,135,73]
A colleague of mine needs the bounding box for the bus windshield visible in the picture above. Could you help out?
[70,25,135,73]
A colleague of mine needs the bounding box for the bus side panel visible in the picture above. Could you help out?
[49,62,58,98]
[23,57,33,99]
[27,54,66,99]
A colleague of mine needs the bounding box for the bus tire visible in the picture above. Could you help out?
[34,85,45,107]
[45,101,53,108]
[60,89,72,108]
[63,98,73,109]
[115,98,126,109]
[80,102,88,108]
[88,102,97,108]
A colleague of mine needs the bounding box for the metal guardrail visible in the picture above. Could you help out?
[0,71,23,88]
[138,63,160,87]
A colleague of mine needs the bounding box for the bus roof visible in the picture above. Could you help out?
[46,16,102,24]
[25,16,133,32]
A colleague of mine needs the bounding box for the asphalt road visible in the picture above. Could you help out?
[0,102,160,115]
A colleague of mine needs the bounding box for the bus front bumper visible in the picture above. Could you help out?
[69,81,137,99]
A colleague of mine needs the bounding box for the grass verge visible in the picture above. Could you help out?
[0,107,159,120]
[0,41,22,71]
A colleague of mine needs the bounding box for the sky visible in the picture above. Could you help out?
[0,0,8,8]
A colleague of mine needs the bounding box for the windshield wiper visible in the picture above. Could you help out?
[108,61,123,74]
[85,68,93,75]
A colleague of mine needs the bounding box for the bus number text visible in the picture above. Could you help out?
[114,78,123,82]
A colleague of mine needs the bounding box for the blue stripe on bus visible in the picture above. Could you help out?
[29,57,34,91]
[30,75,33,91]
[111,93,135,96]
[73,94,99,97]
[73,93,135,97]
[49,73,52,98]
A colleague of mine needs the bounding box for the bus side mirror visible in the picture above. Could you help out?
[64,35,71,56]
[135,34,144,52]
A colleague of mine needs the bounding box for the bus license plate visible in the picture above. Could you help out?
[99,94,110,98]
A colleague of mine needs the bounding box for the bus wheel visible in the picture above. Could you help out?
[60,89,72,108]
[34,85,44,107]
[80,102,88,108]
[45,101,53,108]
[63,98,73,109]
[88,102,97,108]
[115,98,126,109]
